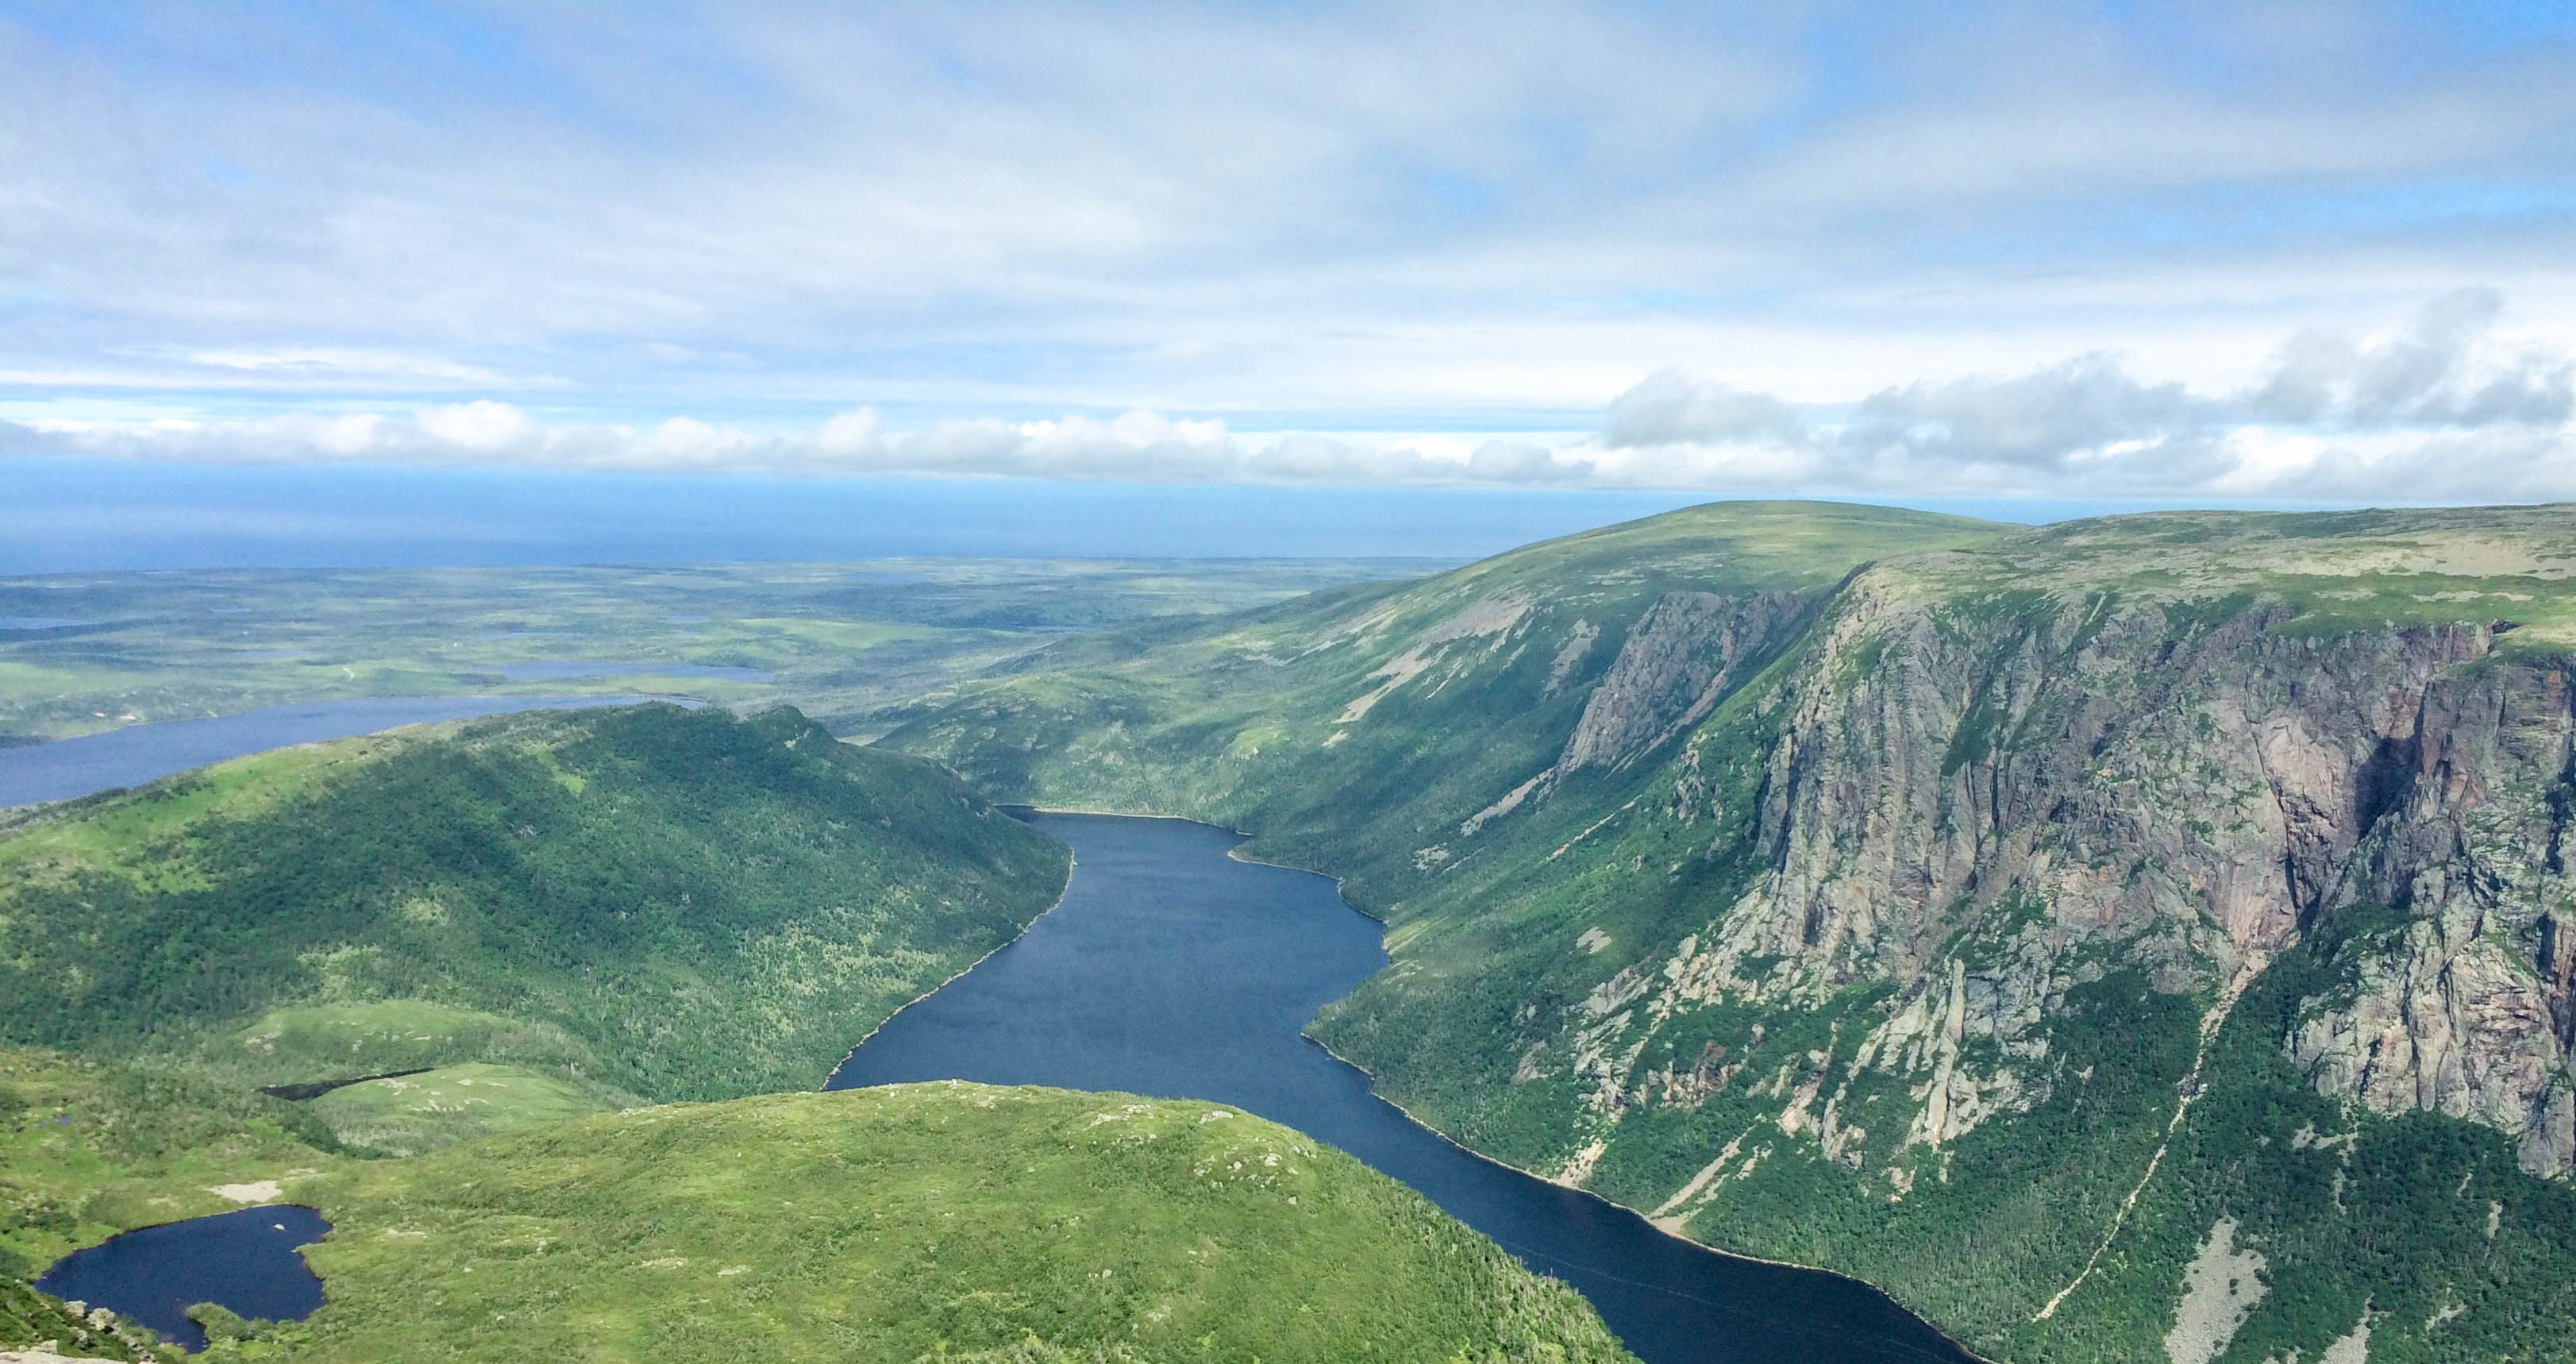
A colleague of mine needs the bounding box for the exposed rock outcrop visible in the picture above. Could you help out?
[1553,569,2576,1176]
[1557,591,1802,773]
[887,501,2576,1360]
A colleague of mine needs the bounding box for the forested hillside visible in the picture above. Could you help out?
[888,500,2576,1362]
[0,703,1640,1363]
[0,701,1069,1216]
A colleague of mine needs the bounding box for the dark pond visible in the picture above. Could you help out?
[0,695,672,807]
[37,1204,330,1352]
[830,812,1977,1364]
[483,660,774,682]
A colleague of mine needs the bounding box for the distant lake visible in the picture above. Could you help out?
[37,1204,330,1352]
[0,695,672,807]
[832,812,1977,1364]
[481,661,774,682]
[0,616,91,630]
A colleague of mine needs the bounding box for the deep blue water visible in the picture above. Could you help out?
[485,661,775,682]
[36,1204,330,1352]
[0,617,91,630]
[0,695,672,807]
[830,812,1977,1364]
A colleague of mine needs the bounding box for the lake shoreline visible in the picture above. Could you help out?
[834,808,1979,1364]
[820,833,1079,1088]
[1018,801,1995,1364]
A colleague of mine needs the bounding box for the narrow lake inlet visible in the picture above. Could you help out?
[829,811,1977,1364]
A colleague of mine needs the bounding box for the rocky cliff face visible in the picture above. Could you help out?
[1448,516,2576,1183]
[1604,579,2576,1173]
[1557,589,1804,774]
[891,503,2576,1361]
[2291,652,2576,1177]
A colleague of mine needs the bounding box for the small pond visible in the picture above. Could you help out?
[36,1204,330,1352]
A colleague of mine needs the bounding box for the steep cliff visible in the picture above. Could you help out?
[888,501,2576,1362]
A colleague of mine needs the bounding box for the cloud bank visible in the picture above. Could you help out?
[1592,288,2575,499]
[2,4,2574,439]
[10,292,2569,503]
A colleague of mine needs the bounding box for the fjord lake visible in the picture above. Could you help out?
[830,811,1976,1364]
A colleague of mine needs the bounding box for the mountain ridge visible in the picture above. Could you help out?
[886,499,2576,1362]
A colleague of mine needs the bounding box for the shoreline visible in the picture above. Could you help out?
[818,828,1078,1087]
[1300,1028,1995,1364]
[1010,802,1996,1364]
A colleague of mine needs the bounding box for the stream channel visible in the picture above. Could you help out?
[831,811,1976,1364]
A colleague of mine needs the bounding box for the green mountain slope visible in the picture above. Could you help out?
[202,1084,1633,1364]
[882,500,2001,883]
[3,1270,148,1359]
[0,703,1069,1112]
[0,1042,359,1320]
[888,500,2576,1362]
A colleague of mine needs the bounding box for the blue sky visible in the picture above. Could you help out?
[1,2,2571,501]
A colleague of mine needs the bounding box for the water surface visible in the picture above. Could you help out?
[831,812,1976,1364]
[0,695,670,807]
[36,1205,329,1352]
[484,660,773,682]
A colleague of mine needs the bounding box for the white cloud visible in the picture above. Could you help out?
[1603,370,1804,449]
[1592,290,2576,499]
[5,292,2571,503]
[417,400,543,453]
[179,349,514,386]
[1,5,2572,436]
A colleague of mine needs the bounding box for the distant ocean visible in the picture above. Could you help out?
[2,456,2177,573]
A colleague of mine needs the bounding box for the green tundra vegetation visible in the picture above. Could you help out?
[4,1270,150,1360]
[888,500,2576,1362]
[179,1084,1631,1364]
[2,1075,1635,1362]
[0,1042,349,1317]
[302,1063,627,1159]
